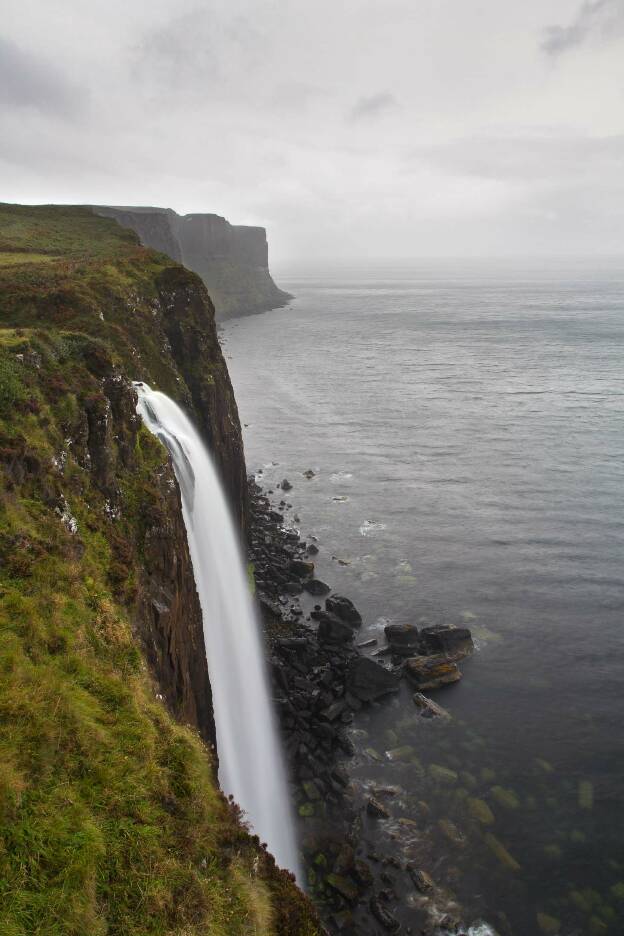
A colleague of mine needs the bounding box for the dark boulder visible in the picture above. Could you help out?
[281,478,293,491]
[290,558,315,577]
[384,623,419,656]
[419,624,473,661]
[326,595,362,627]
[317,614,355,645]
[303,578,331,596]
[345,657,400,702]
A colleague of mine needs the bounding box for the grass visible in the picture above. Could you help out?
[0,205,320,935]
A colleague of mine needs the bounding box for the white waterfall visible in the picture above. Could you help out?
[134,382,301,879]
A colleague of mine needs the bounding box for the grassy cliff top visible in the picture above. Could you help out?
[0,203,139,262]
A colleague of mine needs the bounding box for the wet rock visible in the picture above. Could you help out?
[346,657,400,702]
[438,818,465,847]
[303,578,331,596]
[307,543,319,555]
[281,478,293,491]
[317,614,355,645]
[290,558,315,577]
[303,469,315,479]
[367,797,390,819]
[357,638,377,649]
[284,581,303,595]
[412,692,451,719]
[369,895,400,932]
[325,873,359,903]
[384,623,420,656]
[325,595,363,627]
[419,624,474,661]
[407,866,434,893]
[404,655,462,690]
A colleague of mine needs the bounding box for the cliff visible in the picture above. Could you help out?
[94,206,292,320]
[0,203,319,935]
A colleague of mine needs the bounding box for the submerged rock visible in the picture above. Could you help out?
[408,866,434,893]
[345,657,400,702]
[404,655,462,690]
[412,692,451,719]
[281,478,293,491]
[369,895,400,932]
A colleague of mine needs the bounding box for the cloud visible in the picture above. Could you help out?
[0,36,85,117]
[541,0,624,56]
[348,92,396,122]
[410,132,624,183]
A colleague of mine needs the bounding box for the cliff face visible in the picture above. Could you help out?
[0,203,319,935]
[95,205,291,320]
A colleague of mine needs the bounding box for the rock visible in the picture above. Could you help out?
[404,655,462,690]
[429,764,458,785]
[408,866,434,893]
[490,786,520,810]
[366,797,390,819]
[467,797,495,825]
[325,873,359,903]
[345,657,400,702]
[412,692,451,719]
[369,895,400,932]
[281,478,293,491]
[284,581,303,595]
[302,780,322,801]
[307,543,319,555]
[325,595,363,627]
[438,818,465,846]
[419,624,474,661]
[384,623,420,656]
[357,638,377,649]
[485,833,521,872]
[303,578,331,596]
[386,745,415,763]
[322,700,347,721]
[303,469,315,479]
[536,912,560,934]
[290,558,314,577]
[317,615,355,645]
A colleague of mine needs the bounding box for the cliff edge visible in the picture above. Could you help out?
[0,203,319,935]
[94,205,292,320]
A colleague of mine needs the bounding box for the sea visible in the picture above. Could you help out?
[222,260,624,935]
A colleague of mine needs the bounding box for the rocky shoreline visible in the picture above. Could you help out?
[247,477,480,935]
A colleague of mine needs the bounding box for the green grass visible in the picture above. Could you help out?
[0,204,138,259]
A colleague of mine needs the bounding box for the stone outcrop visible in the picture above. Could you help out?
[94,205,291,320]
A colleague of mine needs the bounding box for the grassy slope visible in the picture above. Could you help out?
[0,205,319,936]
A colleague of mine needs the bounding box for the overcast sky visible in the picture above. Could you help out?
[2,0,624,262]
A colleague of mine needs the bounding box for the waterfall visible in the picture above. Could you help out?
[134,382,301,879]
